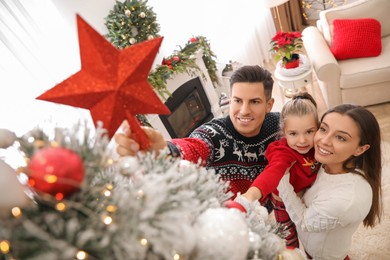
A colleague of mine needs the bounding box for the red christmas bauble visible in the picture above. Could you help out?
[223,200,247,213]
[28,147,85,198]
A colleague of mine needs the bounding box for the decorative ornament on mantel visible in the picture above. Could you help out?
[37,15,170,150]
[104,1,220,101]
[105,0,160,49]
[270,31,303,69]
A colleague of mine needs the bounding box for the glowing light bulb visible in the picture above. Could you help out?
[0,240,10,254]
[44,174,57,183]
[103,216,113,225]
[55,202,66,212]
[106,205,117,213]
[137,189,144,198]
[11,207,22,218]
[50,141,59,147]
[107,158,114,165]
[140,238,148,246]
[55,193,64,200]
[76,250,88,259]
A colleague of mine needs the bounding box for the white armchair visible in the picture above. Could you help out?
[302,0,390,109]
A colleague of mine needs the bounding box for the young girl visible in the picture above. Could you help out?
[237,92,321,248]
[277,104,382,259]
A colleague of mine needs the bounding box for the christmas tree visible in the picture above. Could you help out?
[0,121,294,259]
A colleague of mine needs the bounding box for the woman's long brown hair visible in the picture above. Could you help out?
[320,104,382,227]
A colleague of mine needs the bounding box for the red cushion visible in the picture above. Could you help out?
[330,18,382,60]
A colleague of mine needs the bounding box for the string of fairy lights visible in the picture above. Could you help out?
[0,186,161,260]
[0,124,238,259]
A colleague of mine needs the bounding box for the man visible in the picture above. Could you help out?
[115,65,280,210]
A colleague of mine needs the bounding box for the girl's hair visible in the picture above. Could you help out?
[320,104,382,227]
[229,65,274,101]
[280,91,319,131]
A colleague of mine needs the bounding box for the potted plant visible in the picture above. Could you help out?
[270,31,303,69]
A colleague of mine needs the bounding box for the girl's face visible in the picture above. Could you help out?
[314,112,370,174]
[284,114,317,154]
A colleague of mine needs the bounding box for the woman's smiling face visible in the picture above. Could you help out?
[314,112,369,174]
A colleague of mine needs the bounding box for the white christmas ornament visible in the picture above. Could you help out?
[131,26,138,36]
[178,159,191,172]
[278,247,306,260]
[0,129,17,148]
[0,160,29,212]
[118,156,142,177]
[193,207,249,260]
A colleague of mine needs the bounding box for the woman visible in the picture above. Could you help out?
[277,104,382,259]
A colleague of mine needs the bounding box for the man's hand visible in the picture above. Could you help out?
[114,121,167,156]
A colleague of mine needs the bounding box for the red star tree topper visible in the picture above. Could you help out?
[37,15,170,149]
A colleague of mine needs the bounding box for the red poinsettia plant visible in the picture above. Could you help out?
[270,31,303,65]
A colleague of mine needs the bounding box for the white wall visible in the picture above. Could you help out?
[52,0,275,67]
[0,0,91,136]
[0,0,275,137]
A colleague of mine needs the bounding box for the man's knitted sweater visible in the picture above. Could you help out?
[168,113,280,199]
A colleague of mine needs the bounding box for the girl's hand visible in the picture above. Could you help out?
[242,187,262,202]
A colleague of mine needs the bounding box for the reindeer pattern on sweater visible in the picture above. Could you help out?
[190,113,280,182]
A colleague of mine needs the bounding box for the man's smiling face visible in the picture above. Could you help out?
[229,82,274,137]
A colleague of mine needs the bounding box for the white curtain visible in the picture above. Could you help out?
[0,0,276,135]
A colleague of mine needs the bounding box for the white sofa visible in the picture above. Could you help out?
[302,0,390,109]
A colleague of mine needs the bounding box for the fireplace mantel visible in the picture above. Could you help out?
[147,50,223,140]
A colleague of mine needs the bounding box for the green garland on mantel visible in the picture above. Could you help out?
[148,35,220,100]
[105,0,220,101]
